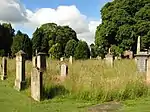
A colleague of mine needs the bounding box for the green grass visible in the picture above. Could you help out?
[0,81,93,112]
[0,58,150,111]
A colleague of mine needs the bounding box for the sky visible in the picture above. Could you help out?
[0,0,111,44]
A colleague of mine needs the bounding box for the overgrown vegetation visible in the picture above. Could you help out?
[1,58,149,103]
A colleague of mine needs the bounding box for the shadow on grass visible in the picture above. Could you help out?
[43,85,69,100]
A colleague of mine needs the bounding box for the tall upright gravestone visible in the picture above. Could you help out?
[1,57,7,80]
[14,50,26,91]
[31,52,46,102]
[31,68,43,102]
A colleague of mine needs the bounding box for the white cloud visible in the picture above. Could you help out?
[0,0,101,44]
[0,0,27,23]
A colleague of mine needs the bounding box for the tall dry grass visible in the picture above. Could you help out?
[0,57,148,102]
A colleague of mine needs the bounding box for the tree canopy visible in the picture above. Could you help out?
[32,23,78,58]
[95,0,150,56]
[74,40,90,59]
[0,23,14,56]
[11,30,32,59]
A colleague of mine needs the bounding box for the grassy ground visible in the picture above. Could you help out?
[0,81,92,112]
[0,58,150,112]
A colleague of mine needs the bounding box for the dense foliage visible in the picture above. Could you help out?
[64,39,78,58]
[32,23,78,58]
[11,31,32,59]
[95,0,150,56]
[0,23,14,56]
[74,40,90,59]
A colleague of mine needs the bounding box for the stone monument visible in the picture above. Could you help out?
[1,57,7,80]
[31,67,43,102]
[135,52,149,72]
[61,63,68,77]
[14,50,26,91]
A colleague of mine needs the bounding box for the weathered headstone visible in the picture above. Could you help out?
[14,50,26,91]
[61,63,68,77]
[31,67,43,102]
[69,56,73,64]
[135,52,149,72]
[60,57,64,62]
[37,52,46,72]
[1,57,7,80]
[32,56,37,67]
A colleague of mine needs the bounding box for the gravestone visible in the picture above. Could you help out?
[37,52,46,72]
[14,50,26,91]
[69,56,73,64]
[135,52,149,72]
[61,63,68,77]
[31,67,43,102]
[60,57,64,62]
[32,56,37,67]
[1,57,7,80]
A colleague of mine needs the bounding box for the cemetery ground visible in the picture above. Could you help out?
[1,58,150,111]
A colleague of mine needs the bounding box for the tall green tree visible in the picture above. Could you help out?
[32,23,78,57]
[95,0,150,56]
[74,40,90,59]
[32,28,49,55]
[64,39,78,58]
[11,30,32,59]
[90,44,97,58]
[49,43,63,59]
[0,23,14,56]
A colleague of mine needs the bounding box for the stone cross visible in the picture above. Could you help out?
[61,63,68,77]
[14,50,26,91]
[137,36,141,54]
[69,56,73,64]
[31,67,43,102]
[1,57,7,80]
[37,52,46,72]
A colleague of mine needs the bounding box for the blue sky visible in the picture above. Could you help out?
[0,0,111,44]
[22,0,110,20]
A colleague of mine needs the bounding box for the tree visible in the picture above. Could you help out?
[74,40,90,59]
[0,23,14,55]
[95,0,150,56]
[90,44,97,58]
[64,39,78,58]
[11,30,32,59]
[32,28,49,55]
[32,23,78,57]
[49,43,63,59]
